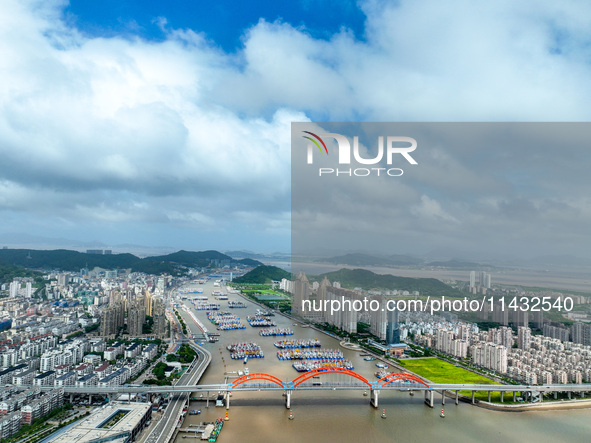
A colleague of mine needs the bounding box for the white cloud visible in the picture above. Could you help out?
[1,0,591,253]
[411,195,458,223]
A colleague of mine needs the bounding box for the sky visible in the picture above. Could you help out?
[1,0,591,257]
[292,122,591,264]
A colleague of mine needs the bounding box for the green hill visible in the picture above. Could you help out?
[0,263,44,285]
[236,258,264,267]
[233,265,291,284]
[145,250,233,268]
[312,268,462,298]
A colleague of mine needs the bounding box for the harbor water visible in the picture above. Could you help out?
[174,280,591,443]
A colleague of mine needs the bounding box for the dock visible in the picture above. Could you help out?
[178,422,215,440]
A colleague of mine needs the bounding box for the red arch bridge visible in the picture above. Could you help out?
[226,367,429,408]
[50,366,591,409]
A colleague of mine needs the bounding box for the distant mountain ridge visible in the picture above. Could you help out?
[0,248,262,275]
[426,259,492,269]
[320,253,423,267]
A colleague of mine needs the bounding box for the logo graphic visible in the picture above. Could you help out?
[302,131,418,177]
[302,131,328,155]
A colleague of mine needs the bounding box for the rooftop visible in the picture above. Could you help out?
[53,401,150,442]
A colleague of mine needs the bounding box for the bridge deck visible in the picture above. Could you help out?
[49,382,591,395]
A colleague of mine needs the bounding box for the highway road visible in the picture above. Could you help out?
[143,341,211,443]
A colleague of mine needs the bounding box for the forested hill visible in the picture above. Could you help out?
[0,248,262,275]
[232,265,291,284]
[312,268,462,297]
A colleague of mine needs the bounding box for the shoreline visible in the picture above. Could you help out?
[475,397,591,412]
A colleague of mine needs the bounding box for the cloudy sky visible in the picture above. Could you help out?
[1,0,591,256]
[292,123,591,263]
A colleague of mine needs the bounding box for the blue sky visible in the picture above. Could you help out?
[65,0,366,51]
[1,0,591,259]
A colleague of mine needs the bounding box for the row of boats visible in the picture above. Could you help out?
[292,360,354,372]
[207,311,246,330]
[259,328,294,336]
[230,351,264,359]
[246,315,277,327]
[194,303,221,310]
[273,339,321,349]
[277,349,344,361]
[228,301,247,308]
[226,342,264,359]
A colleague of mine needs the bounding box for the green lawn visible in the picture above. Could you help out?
[258,289,288,296]
[398,358,505,402]
[255,295,285,301]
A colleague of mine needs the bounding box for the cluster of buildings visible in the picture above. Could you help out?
[0,260,211,440]
[35,338,159,389]
[292,273,403,345]
[290,271,591,389]
[0,386,64,438]
[468,270,491,294]
[0,327,161,439]
[100,289,166,338]
[0,269,172,344]
[0,334,160,393]
[544,322,591,347]
[0,279,35,298]
[0,269,172,438]
[506,329,591,385]
[413,317,591,385]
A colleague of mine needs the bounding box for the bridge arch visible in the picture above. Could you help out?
[231,373,284,388]
[377,372,429,388]
[292,367,371,388]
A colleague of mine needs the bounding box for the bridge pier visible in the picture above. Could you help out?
[487,391,491,402]
[424,390,434,408]
[226,392,230,409]
[500,391,503,403]
[582,392,585,399]
[513,391,516,402]
[568,391,572,400]
[471,391,475,405]
[70,394,74,404]
[207,391,210,408]
[89,395,92,405]
[285,390,292,409]
[554,391,557,399]
[371,390,380,408]
[455,391,459,405]
[441,391,445,405]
